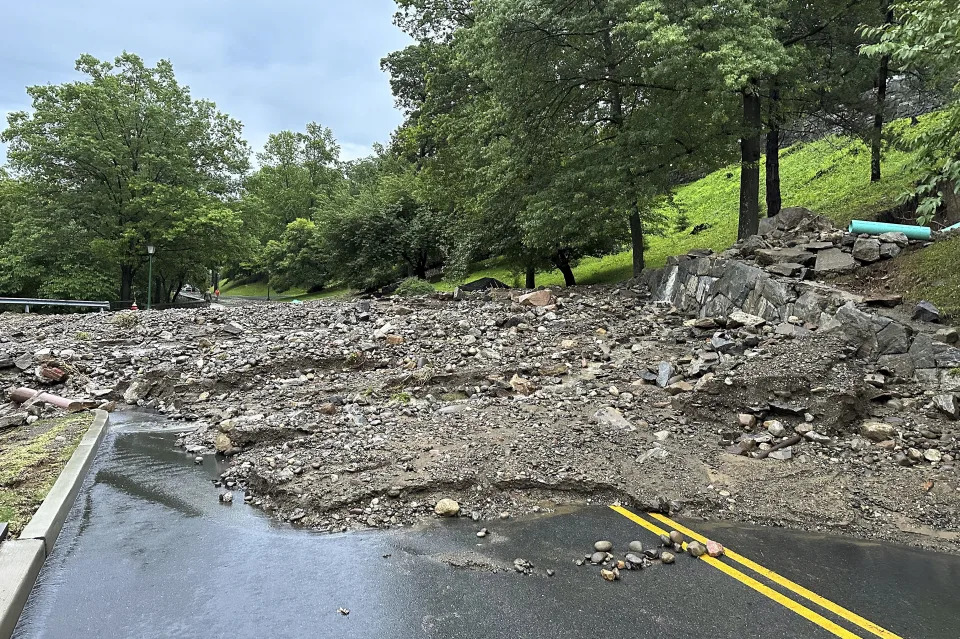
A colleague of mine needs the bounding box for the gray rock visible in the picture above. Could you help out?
[628,540,644,553]
[935,347,960,368]
[687,541,706,557]
[814,248,857,275]
[935,328,959,345]
[876,321,910,355]
[933,394,959,420]
[878,231,910,247]
[768,447,793,460]
[755,248,815,267]
[830,302,879,358]
[879,243,902,259]
[765,420,787,437]
[852,237,881,262]
[590,551,607,564]
[766,263,804,277]
[594,540,613,553]
[912,301,941,323]
[924,449,942,463]
[656,361,674,388]
[909,333,937,368]
[660,551,676,564]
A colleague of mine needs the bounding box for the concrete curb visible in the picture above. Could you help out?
[0,409,109,639]
[0,540,45,639]
[19,409,109,554]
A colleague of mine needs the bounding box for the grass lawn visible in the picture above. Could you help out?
[0,412,94,536]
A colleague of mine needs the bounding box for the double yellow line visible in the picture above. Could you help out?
[611,506,903,639]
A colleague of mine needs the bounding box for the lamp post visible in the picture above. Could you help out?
[146,245,155,311]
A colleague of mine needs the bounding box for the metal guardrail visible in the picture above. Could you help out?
[0,298,111,312]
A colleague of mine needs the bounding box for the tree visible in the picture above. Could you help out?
[1,52,250,299]
[863,0,960,224]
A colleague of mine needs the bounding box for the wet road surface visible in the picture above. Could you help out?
[13,413,960,638]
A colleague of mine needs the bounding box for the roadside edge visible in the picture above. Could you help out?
[0,409,109,639]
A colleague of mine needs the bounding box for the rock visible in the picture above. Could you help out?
[879,243,901,259]
[194,456,203,464]
[766,262,806,277]
[669,530,684,545]
[600,569,617,582]
[628,540,644,553]
[317,402,338,415]
[513,558,534,574]
[386,334,405,345]
[924,449,942,463]
[876,321,910,355]
[546,569,555,577]
[594,540,613,553]
[765,420,786,437]
[861,421,896,442]
[879,231,909,247]
[594,407,632,430]
[510,374,537,395]
[907,448,923,462]
[590,551,607,564]
[214,432,233,454]
[935,328,959,345]
[434,498,461,517]
[852,237,881,262]
[476,528,488,538]
[666,381,694,395]
[624,553,646,567]
[656,362,674,388]
[755,248,815,267]
[912,301,941,323]
[933,394,959,420]
[814,248,857,275]
[660,552,676,564]
[706,540,725,558]
[863,294,903,308]
[687,541,706,557]
[219,491,233,503]
[518,289,555,307]
[864,373,886,388]
[738,413,757,429]
[768,448,793,461]
[727,311,766,329]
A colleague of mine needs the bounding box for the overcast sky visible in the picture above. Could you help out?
[0,0,412,163]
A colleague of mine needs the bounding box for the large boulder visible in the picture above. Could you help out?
[828,302,879,358]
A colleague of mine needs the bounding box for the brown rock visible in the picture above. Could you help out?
[706,540,725,558]
[518,289,555,307]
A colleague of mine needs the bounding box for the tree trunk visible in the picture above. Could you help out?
[739,89,763,240]
[551,252,576,287]
[765,85,782,217]
[413,262,427,279]
[872,2,893,183]
[525,265,535,289]
[120,264,134,301]
[629,205,645,276]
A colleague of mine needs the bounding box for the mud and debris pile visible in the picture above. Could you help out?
[1,214,959,552]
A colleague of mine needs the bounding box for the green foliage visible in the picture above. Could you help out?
[263,218,328,292]
[110,311,141,329]
[440,120,928,289]
[394,277,435,297]
[894,235,960,319]
[863,0,960,225]
[1,52,250,300]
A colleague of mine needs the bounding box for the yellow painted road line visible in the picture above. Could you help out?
[646,512,903,639]
[611,506,863,639]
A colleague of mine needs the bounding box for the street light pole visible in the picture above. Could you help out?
[147,245,155,311]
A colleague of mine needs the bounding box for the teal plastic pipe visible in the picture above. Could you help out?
[848,220,931,240]
[943,221,960,233]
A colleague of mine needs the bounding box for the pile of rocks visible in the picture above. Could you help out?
[576,532,724,582]
[735,207,922,279]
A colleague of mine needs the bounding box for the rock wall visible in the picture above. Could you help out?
[642,246,960,393]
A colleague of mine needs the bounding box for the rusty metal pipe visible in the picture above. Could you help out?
[9,387,98,413]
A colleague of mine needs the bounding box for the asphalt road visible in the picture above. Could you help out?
[13,413,960,638]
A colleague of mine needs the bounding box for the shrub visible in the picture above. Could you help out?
[394,277,435,297]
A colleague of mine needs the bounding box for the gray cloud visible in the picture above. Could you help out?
[0,0,412,163]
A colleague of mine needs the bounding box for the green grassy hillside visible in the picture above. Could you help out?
[443,117,928,290]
